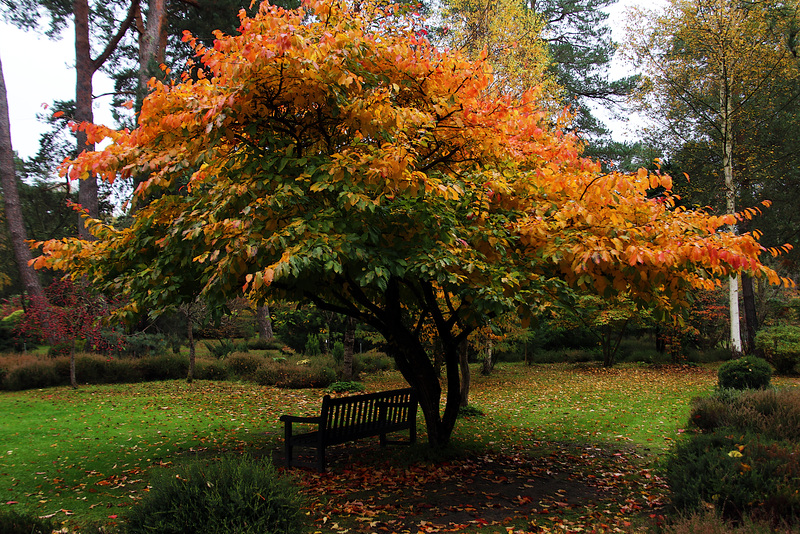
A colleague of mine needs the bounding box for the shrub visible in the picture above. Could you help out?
[332,341,345,365]
[247,338,285,351]
[717,356,772,390]
[195,359,230,380]
[756,325,800,375]
[226,352,265,378]
[665,432,800,523]
[326,381,365,393]
[662,509,800,534]
[123,332,169,358]
[124,455,306,534]
[353,351,394,374]
[137,355,189,381]
[304,333,322,356]
[2,361,61,390]
[690,388,800,441]
[204,339,247,359]
[0,508,56,534]
[254,356,337,388]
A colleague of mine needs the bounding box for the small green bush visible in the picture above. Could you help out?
[304,334,322,356]
[227,352,265,378]
[458,405,484,418]
[332,341,345,365]
[717,356,772,390]
[756,325,800,375]
[123,332,169,358]
[0,508,56,534]
[326,381,365,393]
[662,509,800,534]
[124,455,306,534]
[204,339,240,359]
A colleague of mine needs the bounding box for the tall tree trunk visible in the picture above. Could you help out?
[342,316,355,381]
[741,274,758,353]
[480,338,494,375]
[74,0,98,238]
[0,55,44,299]
[721,73,743,357]
[256,304,273,340]
[459,341,470,408]
[186,312,195,383]
[69,346,78,389]
[136,0,168,105]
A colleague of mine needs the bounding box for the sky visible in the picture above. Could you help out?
[0,0,650,162]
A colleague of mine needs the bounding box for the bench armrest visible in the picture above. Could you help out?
[280,415,323,424]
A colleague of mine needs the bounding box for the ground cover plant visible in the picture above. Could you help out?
[3,363,798,532]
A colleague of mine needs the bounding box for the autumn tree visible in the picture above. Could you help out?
[625,0,800,355]
[35,0,791,447]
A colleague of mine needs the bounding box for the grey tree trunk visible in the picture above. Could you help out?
[0,54,44,299]
[256,304,273,340]
[74,0,98,238]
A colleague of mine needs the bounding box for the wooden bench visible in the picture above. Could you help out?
[280,388,417,471]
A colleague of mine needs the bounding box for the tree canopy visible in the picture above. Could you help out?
[34,0,792,446]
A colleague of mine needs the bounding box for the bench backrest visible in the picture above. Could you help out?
[320,388,415,441]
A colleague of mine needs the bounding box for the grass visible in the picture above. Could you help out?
[1,362,798,532]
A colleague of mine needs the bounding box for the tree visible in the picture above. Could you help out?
[34,0,791,446]
[625,0,800,356]
[0,53,44,299]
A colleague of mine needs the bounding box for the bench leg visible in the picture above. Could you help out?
[316,446,326,472]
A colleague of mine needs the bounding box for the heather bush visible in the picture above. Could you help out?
[690,388,800,441]
[663,510,800,534]
[717,356,772,390]
[353,351,394,374]
[665,432,800,522]
[124,455,306,534]
[226,352,266,378]
[195,359,230,380]
[254,356,336,388]
[326,381,366,393]
[247,338,285,351]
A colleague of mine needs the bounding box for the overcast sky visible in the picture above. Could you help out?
[1,0,649,162]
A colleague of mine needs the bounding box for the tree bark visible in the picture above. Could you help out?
[721,70,743,357]
[741,274,758,353]
[459,341,470,408]
[74,0,98,238]
[0,54,44,299]
[342,316,355,381]
[136,0,168,104]
[256,304,273,340]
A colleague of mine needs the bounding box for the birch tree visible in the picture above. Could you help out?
[625,0,800,356]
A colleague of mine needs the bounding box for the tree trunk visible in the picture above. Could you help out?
[742,274,758,354]
[186,311,195,383]
[459,341,470,408]
[342,316,355,381]
[70,346,78,389]
[74,0,98,238]
[137,0,168,103]
[256,304,273,340]
[480,339,494,375]
[721,74,743,357]
[0,54,44,299]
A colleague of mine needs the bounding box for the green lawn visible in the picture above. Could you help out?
[1,362,798,532]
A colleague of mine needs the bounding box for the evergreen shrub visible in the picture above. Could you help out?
[717,356,772,390]
[124,455,306,534]
[326,381,365,393]
[195,359,229,380]
[756,325,800,375]
[353,351,393,373]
